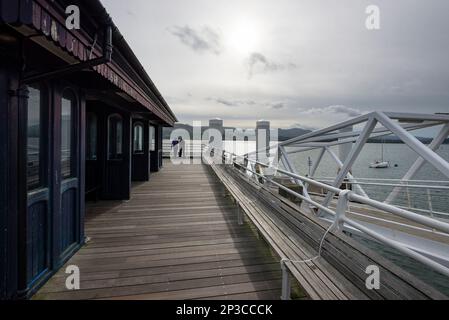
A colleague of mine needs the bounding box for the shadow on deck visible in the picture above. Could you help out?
[34,162,302,300]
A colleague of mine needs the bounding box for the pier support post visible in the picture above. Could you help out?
[280,259,291,300]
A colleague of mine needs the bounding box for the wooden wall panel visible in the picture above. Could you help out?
[27,201,48,282]
[60,188,77,255]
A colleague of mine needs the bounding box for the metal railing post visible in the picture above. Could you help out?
[280,259,291,300]
[336,190,351,231]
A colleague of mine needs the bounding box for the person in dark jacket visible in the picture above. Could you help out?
[171,139,179,157]
[178,136,185,158]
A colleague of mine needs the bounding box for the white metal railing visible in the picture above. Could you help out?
[242,113,449,209]
[312,176,449,185]
[307,178,449,218]
[202,146,449,278]
[162,141,204,158]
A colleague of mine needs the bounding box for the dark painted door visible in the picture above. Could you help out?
[55,89,81,262]
[132,120,150,181]
[102,113,131,199]
[150,125,162,172]
[22,84,83,294]
[23,84,52,289]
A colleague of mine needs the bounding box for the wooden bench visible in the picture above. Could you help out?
[205,160,447,300]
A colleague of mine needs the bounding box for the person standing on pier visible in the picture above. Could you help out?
[178,136,185,158]
[171,138,179,158]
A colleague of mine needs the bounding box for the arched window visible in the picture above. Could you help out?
[108,114,123,160]
[86,113,97,160]
[133,122,144,154]
[27,84,46,190]
[61,90,76,179]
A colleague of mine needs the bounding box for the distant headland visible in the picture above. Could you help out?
[163,123,449,144]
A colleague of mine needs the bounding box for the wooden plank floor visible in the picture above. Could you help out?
[34,162,287,300]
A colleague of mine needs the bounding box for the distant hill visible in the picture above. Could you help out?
[278,128,311,141]
[368,136,449,144]
[163,124,311,141]
[163,124,448,144]
[163,123,237,140]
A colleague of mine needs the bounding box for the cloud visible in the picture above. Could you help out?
[214,98,238,107]
[168,25,223,55]
[126,10,136,17]
[285,105,366,129]
[246,52,296,78]
[271,103,285,110]
[206,97,287,111]
[300,105,363,118]
[206,97,257,107]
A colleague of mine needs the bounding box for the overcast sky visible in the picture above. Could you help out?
[102,0,449,130]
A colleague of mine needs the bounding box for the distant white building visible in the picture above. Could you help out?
[208,118,224,140]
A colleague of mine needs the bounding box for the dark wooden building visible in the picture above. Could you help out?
[0,0,177,299]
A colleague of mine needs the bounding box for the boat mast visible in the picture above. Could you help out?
[381,139,384,162]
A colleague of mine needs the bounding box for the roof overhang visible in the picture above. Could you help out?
[0,0,177,126]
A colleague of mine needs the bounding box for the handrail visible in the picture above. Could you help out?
[311,177,449,218]
[311,178,449,190]
[202,145,449,278]
[220,149,449,234]
[312,176,449,185]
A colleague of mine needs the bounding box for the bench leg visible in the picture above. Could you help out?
[281,259,291,300]
[237,202,243,225]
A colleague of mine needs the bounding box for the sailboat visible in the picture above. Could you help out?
[369,139,390,168]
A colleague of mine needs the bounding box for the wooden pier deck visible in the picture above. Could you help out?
[33,161,447,300]
[33,162,291,300]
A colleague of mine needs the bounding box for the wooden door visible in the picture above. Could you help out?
[22,84,52,287]
[52,86,85,268]
[131,120,150,181]
[102,113,131,199]
[54,88,82,262]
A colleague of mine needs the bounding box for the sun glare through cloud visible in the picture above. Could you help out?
[226,18,261,55]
